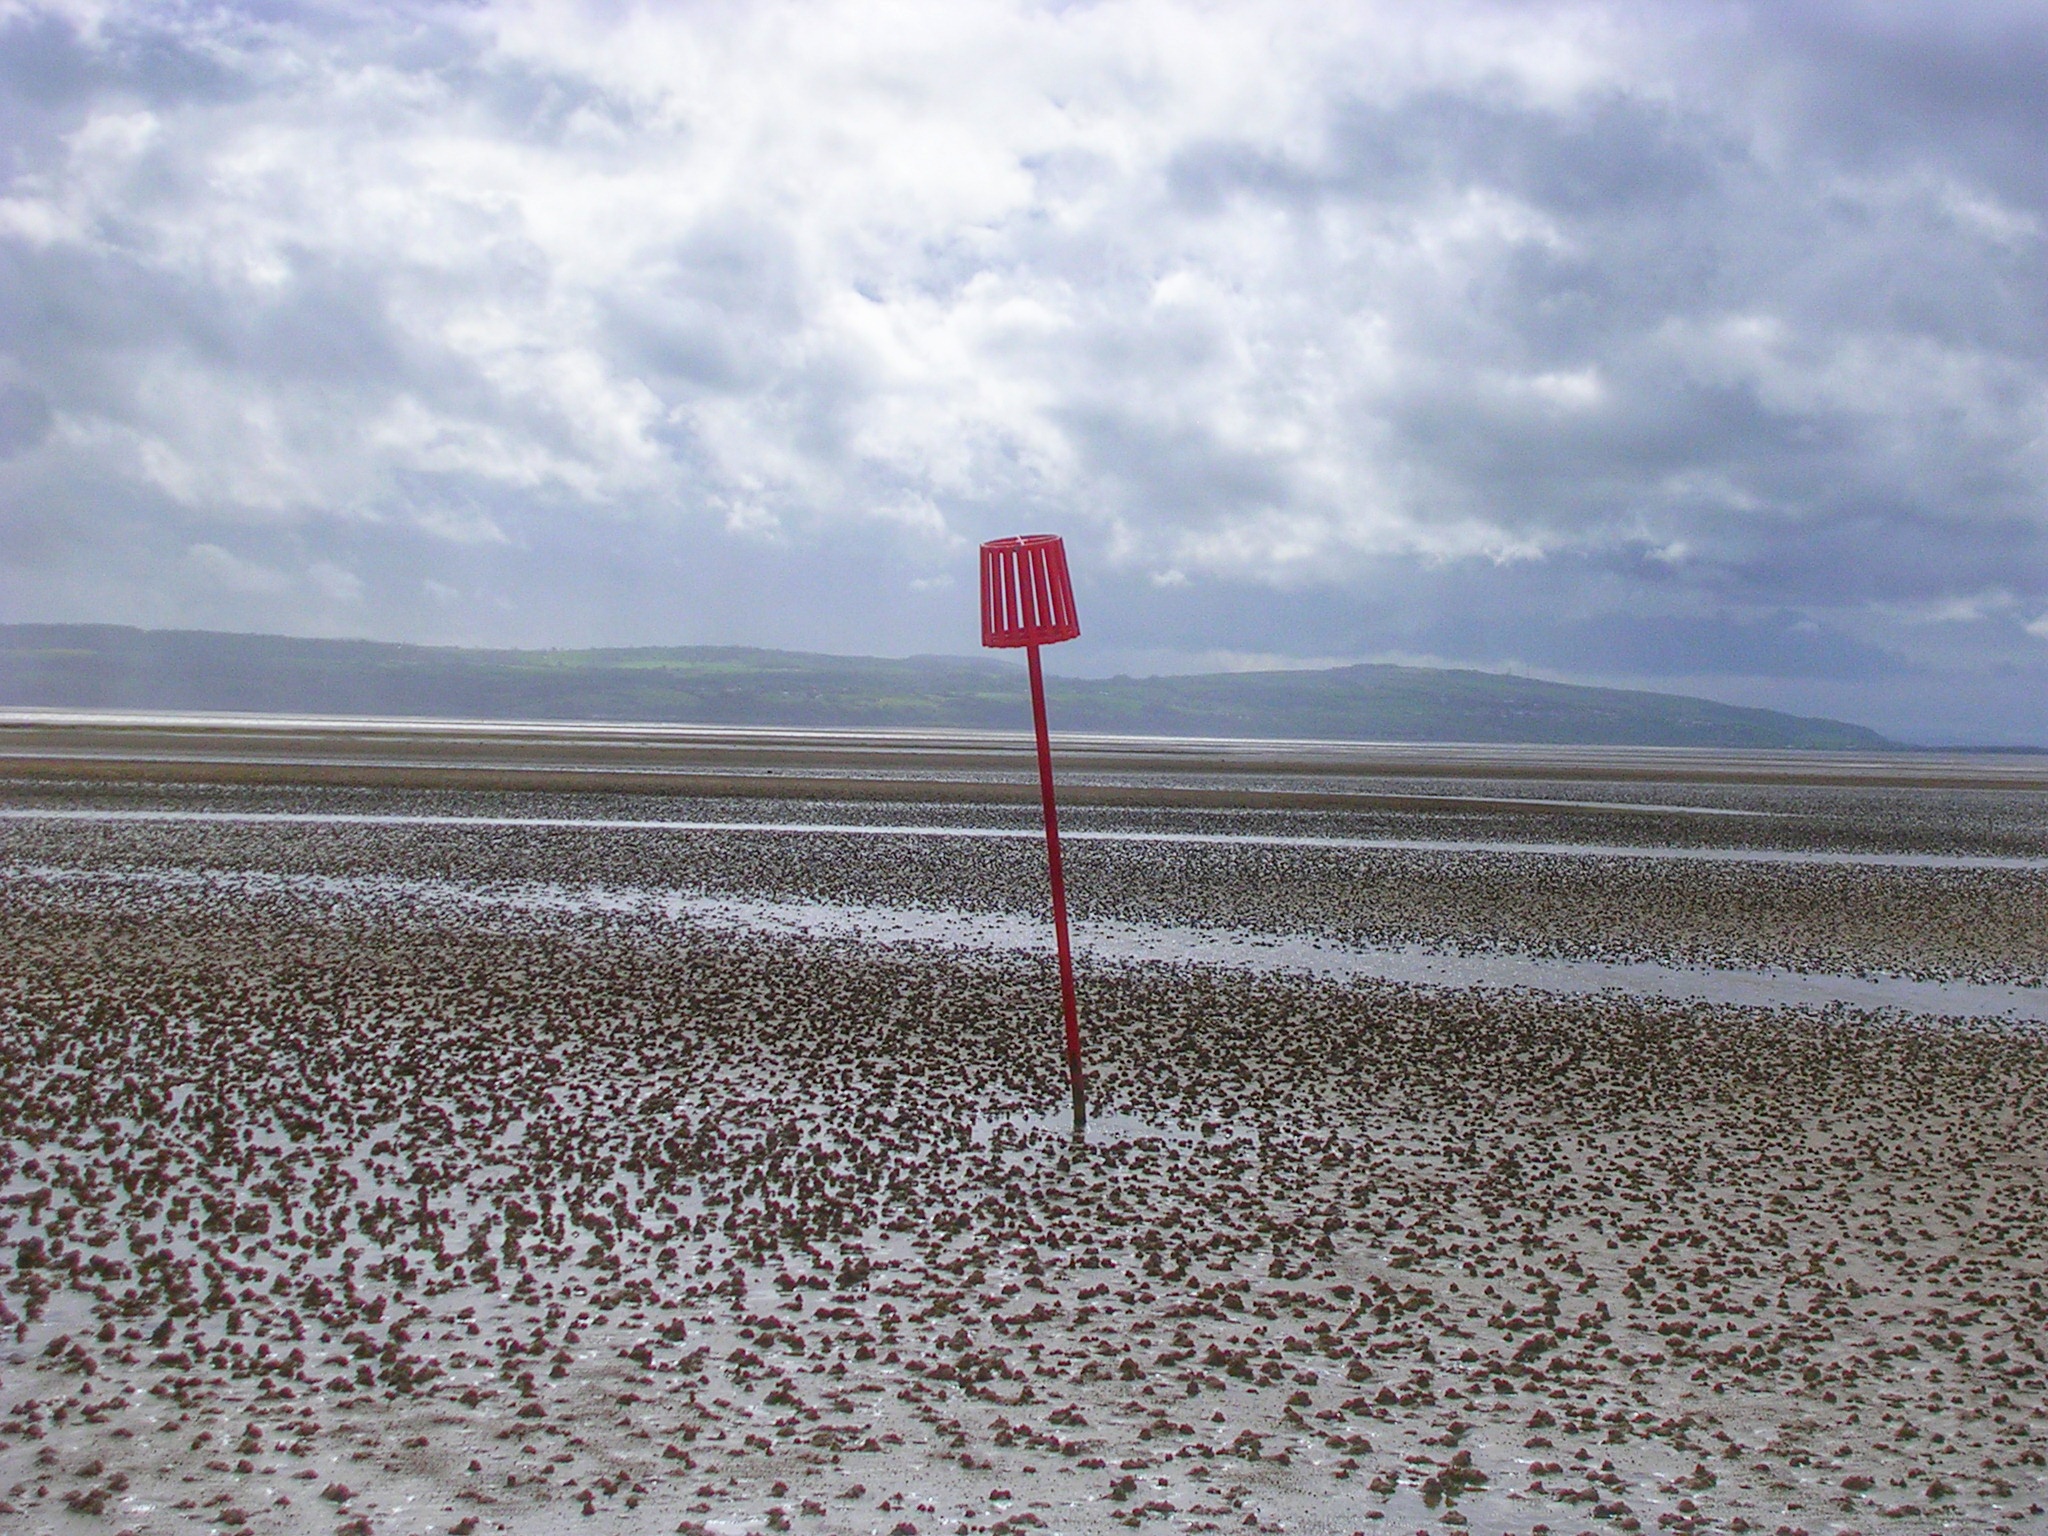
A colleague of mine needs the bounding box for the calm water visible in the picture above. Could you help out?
[16,860,2046,1025]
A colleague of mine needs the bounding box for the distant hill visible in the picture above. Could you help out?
[0,624,1894,750]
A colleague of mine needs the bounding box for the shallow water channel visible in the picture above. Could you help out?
[22,857,2048,1025]
[7,803,2048,870]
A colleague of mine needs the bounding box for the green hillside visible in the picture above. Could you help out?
[0,624,1894,750]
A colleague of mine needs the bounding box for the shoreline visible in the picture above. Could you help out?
[2,763,2044,1535]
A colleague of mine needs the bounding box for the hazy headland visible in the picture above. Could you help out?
[0,624,1896,751]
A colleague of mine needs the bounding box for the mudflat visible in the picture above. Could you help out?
[2,739,2046,1536]
[8,711,2048,796]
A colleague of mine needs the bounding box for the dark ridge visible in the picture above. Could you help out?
[0,623,1895,750]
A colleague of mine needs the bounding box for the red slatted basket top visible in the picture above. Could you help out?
[980,534,1081,648]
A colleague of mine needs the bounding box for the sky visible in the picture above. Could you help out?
[0,1,2045,743]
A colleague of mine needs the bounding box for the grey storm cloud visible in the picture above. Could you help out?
[0,0,2044,741]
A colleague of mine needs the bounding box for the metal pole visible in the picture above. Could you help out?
[1027,643,1085,1134]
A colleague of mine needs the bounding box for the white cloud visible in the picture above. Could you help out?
[0,0,1712,561]
[183,542,290,596]
[0,0,2046,738]
[307,561,363,603]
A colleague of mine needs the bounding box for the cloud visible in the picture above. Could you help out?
[0,0,2044,739]
[0,380,51,455]
[183,541,290,596]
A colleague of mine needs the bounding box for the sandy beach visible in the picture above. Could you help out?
[2,748,2046,1536]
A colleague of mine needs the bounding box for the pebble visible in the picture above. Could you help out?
[0,777,2042,1535]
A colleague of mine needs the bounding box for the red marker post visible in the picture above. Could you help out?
[979,535,1087,1133]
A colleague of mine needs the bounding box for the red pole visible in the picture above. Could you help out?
[1028,643,1085,1133]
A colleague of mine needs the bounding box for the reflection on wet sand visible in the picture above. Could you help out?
[21,861,2048,1022]
[7,804,2048,870]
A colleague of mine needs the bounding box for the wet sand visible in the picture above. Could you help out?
[15,859,2048,1024]
[9,711,2048,804]
[2,761,2047,1536]
[7,789,2044,983]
